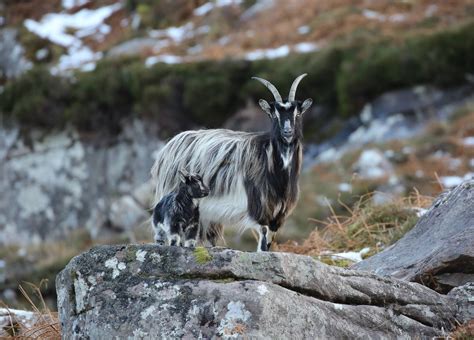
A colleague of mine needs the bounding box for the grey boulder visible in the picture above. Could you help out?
[353,180,474,292]
[57,245,469,339]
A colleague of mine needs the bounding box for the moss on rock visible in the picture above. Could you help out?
[193,247,212,264]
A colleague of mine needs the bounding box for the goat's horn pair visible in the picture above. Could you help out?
[252,73,307,102]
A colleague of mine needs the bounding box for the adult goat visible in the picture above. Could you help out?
[151,74,312,251]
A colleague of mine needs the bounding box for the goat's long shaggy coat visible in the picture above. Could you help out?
[151,128,302,242]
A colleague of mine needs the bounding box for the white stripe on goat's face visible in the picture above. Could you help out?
[272,101,302,144]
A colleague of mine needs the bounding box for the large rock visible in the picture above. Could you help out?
[57,245,470,339]
[0,119,160,246]
[353,180,474,292]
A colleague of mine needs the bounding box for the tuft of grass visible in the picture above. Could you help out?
[193,247,212,264]
[450,320,474,340]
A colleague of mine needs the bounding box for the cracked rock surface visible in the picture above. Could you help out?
[57,245,469,339]
[354,180,474,293]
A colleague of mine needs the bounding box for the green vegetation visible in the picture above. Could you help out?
[193,246,212,264]
[1,21,473,137]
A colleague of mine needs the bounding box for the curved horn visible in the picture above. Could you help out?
[288,73,307,102]
[252,77,283,103]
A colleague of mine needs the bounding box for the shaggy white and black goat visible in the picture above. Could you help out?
[151,74,312,251]
[152,170,209,247]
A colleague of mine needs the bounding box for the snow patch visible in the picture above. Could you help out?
[194,0,243,16]
[294,42,319,53]
[145,55,183,67]
[463,137,474,146]
[332,247,370,263]
[298,25,310,35]
[354,149,393,179]
[149,22,194,43]
[362,9,406,23]
[241,0,274,20]
[413,208,428,217]
[35,48,49,60]
[440,173,474,188]
[338,183,352,192]
[194,3,214,16]
[24,3,121,73]
[25,4,121,47]
[245,45,289,61]
[62,0,89,10]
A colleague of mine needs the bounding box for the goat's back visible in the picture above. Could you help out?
[151,129,260,206]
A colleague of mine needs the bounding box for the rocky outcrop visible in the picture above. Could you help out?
[353,180,474,293]
[0,119,161,246]
[57,245,470,339]
[0,28,32,79]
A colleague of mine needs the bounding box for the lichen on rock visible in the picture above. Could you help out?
[56,245,470,339]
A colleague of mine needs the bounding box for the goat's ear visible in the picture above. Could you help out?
[258,99,273,118]
[301,98,313,114]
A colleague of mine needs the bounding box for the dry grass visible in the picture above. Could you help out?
[450,320,474,340]
[276,190,433,261]
[160,0,474,60]
[5,0,474,61]
[1,282,60,339]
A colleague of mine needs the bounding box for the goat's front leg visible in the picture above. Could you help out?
[257,225,275,252]
[168,222,183,246]
[183,222,200,248]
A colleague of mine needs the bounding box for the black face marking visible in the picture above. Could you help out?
[152,172,209,247]
[268,101,304,145]
[184,174,210,198]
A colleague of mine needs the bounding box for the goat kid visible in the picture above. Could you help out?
[152,170,209,247]
[151,74,312,251]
